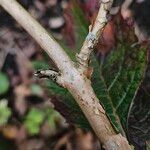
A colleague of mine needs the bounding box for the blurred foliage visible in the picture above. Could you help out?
[24,108,45,135]
[0,72,9,95]
[24,107,60,136]
[46,108,60,129]
[147,142,150,150]
[0,99,11,126]
[32,60,50,70]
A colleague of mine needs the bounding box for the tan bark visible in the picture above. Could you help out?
[76,0,113,73]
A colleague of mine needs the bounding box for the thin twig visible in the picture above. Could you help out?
[35,70,65,87]
[76,0,113,74]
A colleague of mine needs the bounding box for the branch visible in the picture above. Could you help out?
[76,0,113,73]
[35,70,65,87]
[0,0,131,149]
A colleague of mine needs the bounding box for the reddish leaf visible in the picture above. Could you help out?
[96,20,116,55]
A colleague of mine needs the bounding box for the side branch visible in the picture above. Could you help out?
[35,70,65,87]
[76,0,113,73]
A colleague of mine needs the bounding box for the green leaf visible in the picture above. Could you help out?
[128,69,150,142]
[32,60,50,70]
[0,99,11,126]
[91,44,147,133]
[0,72,9,95]
[71,1,88,51]
[24,108,45,135]
[25,122,40,135]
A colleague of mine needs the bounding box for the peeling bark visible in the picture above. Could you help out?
[76,0,113,73]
